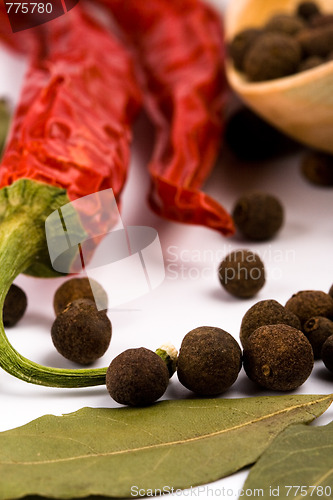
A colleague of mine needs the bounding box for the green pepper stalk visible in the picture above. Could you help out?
[0,179,107,387]
[155,342,178,378]
[0,99,11,161]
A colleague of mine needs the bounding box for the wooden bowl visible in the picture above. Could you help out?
[225,0,333,153]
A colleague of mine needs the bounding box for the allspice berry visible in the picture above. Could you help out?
[106,347,169,406]
[53,277,108,315]
[310,14,333,28]
[329,284,333,298]
[296,2,321,21]
[297,25,333,58]
[321,335,333,373]
[51,298,112,365]
[298,55,324,72]
[285,290,333,326]
[265,14,305,36]
[224,107,294,162]
[228,28,262,71]
[243,324,314,391]
[303,316,333,358]
[232,192,284,241]
[240,299,301,348]
[3,284,27,327]
[218,249,265,299]
[301,150,333,186]
[243,32,301,81]
[177,326,242,396]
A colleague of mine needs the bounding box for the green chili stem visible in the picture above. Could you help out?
[0,179,107,388]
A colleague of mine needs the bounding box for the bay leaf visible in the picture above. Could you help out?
[0,395,331,499]
[240,419,333,500]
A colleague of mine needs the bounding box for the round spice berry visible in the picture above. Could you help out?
[3,284,27,327]
[218,249,265,299]
[321,335,333,373]
[296,2,321,21]
[228,28,262,71]
[243,32,302,82]
[310,14,333,28]
[285,290,333,326]
[177,326,242,396]
[297,26,333,58]
[265,14,305,36]
[240,299,301,348]
[53,277,108,315]
[329,284,333,299]
[243,324,314,391]
[303,316,333,359]
[51,298,112,365]
[225,107,294,162]
[301,150,333,187]
[106,348,169,407]
[232,192,284,241]
[298,55,324,72]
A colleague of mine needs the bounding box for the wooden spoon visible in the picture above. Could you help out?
[225,0,333,153]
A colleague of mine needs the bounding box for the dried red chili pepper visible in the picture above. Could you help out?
[91,0,234,235]
[0,4,141,387]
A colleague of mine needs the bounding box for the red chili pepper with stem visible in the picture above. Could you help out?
[90,0,234,235]
[0,4,141,387]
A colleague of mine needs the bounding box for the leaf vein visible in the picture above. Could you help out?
[294,468,333,500]
[0,396,329,467]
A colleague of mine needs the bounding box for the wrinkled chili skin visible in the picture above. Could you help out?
[0,5,141,208]
[92,0,234,235]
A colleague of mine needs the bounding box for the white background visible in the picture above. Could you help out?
[1,0,333,497]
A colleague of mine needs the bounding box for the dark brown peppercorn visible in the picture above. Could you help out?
[228,28,262,71]
[285,290,333,326]
[106,347,169,406]
[296,2,321,21]
[243,324,314,391]
[329,284,333,298]
[3,284,27,327]
[303,316,333,358]
[232,192,284,241]
[177,326,242,396]
[243,32,302,81]
[298,55,324,72]
[301,150,333,186]
[321,335,333,373]
[218,249,265,299]
[51,298,112,365]
[224,106,297,161]
[240,299,301,348]
[310,14,333,28]
[297,25,333,57]
[265,14,306,35]
[53,277,108,315]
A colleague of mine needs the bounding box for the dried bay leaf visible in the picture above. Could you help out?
[240,419,333,499]
[0,395,332,499]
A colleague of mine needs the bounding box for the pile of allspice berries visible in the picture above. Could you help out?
[229,1,333,82]
[227,0,333,188]
[4,271,333,407]
[3,179,333,407]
